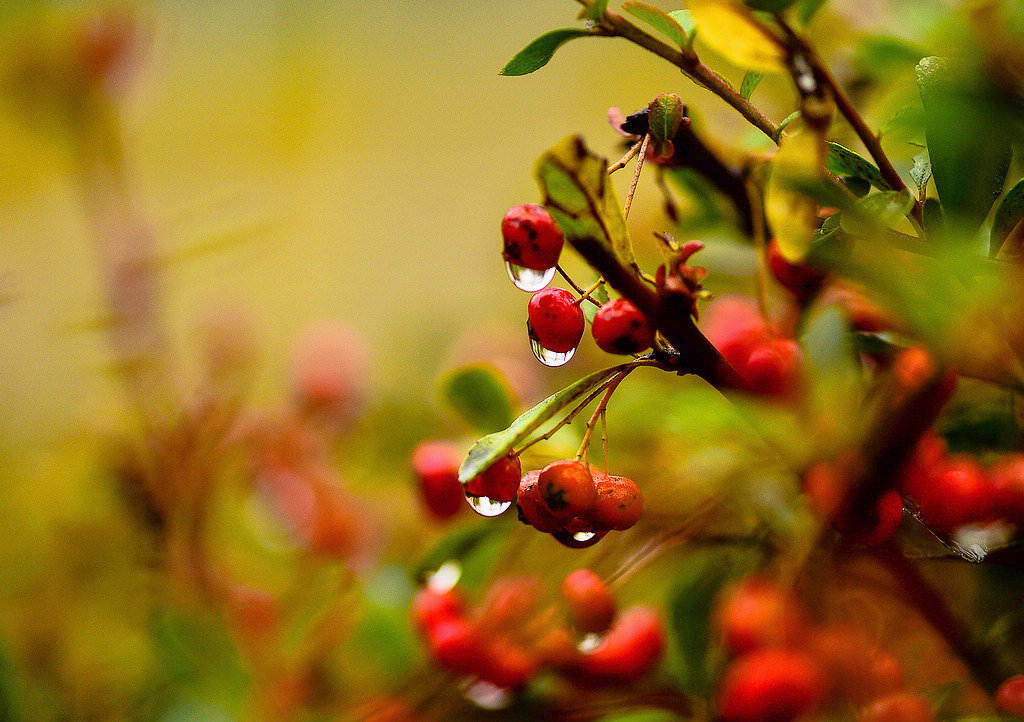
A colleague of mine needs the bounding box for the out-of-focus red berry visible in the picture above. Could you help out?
[411,440,464,520]
[287,321,368,425]
[429,617,487,675]
[714,576,807,656]
[768,237,825,299]
[717,648,827,722]
[479,637,540,689]
[808,626,904,705]
[561,569,617,635]
[574,606,665,684]
[996,675,1024,717]
[990,454,1024,524]
[478,576,542,629]
[411,587,464,633]
[859,692,936,722]
[744,338,801,397]
[834,489,904,547]
[913,454,993,533]
[501,203,564,271]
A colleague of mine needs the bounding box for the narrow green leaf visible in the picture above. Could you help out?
[622,2,688,47]
[668,552,731,695]
[922,197,944,236]
[438,364,515,435]
[778,110,801,133]
[740,71,763,99]
[826,142,892,191]
[991,178,1024,257]
[879,104,926,140]
[500,29,594,76]
[796,0,829,24]
[578,0,609,21]
[843,176,871,198]
[910,152,932,192]
[917,56,1011,233]
[535,135,636,270]
[459,364,629,483]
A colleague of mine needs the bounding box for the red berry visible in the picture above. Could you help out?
[479,638,540,689]
[808,626,903,705]
[561,569,617,635]
[465,452,521,503]
[715,576,807,656]
[859,692,935,722]
[990,454,1024,524]
[717,649,827,722]
[538,459,596,521]
[702,295,770,372]
[527,288,585,353]
[575,606,665,684]
[995,675,1024,717]
[591,298,655,355]
[429,617,487,675]
[288,321,368,424]
[501,203,564,271]
[516,470,564,533]
[913,454,993,533]
[743,338,801,396]
[478,576,542,628]
[411,441,464,520]
[833,489,904,547]
[412,587,465,633]
[768,237,825,299]
[589,473,643,531]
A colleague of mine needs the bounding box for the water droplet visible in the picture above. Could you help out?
[466,492,513,517]
[505,261,554,292]
[426,560,462,593]
[530,335,575,367]
[461,678,512,710]
[577,633,604,653]
[552,529,607,549]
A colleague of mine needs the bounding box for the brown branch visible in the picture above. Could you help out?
[871,543,1011,696]
[578,0,781,142]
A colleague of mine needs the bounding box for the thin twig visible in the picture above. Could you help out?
[622,133,650,220]
[608,138,644,173]
[575,368,633,463]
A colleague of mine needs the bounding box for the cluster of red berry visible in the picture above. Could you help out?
[503,204,655,366]
[517,459,643,547]
[411,568,664,692]
[713,575,930,721]
[702,294,803,397]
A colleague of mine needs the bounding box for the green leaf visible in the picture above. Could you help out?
[990,178,1024,257]
[668,552,732,695]
[917,56,1012,233]
[797,0,829,24]
[535,135,636,270]
[879,104,926,141]
[801,306,862,428]
[839,189,915,237]
[438,364,515,434]
[648,93,685,143]
[578,0,609,21]
[459,364,629,483]
[668,9,697,39]
[910,152,931,192]
[740,71,763,99]
[622,2,689,47]
[500,29,595,76]
[826,142,892,191]
[411,522,506,587]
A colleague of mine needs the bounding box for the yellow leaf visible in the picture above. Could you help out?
[687,0,786,73]
[765,130,823,261]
